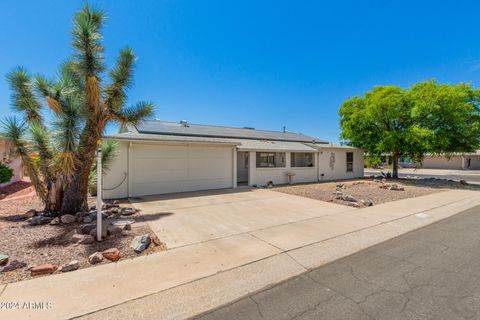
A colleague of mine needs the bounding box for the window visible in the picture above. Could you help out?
[256,152,286,168]
[291,153,314,167]
[346,152,354,172]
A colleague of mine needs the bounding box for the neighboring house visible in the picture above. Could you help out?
[102,120,364,199]
[421,152,480,170]
[0,137,23,187]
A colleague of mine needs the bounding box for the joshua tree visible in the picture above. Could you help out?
[2,4,154,214]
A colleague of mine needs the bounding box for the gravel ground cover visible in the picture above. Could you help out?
[0,182,166,284]
[273,176,480,208]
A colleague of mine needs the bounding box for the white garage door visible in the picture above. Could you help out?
[131,144,233,196]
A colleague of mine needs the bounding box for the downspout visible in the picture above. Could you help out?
[127,142,133,198]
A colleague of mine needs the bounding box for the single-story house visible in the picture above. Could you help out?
[0,137,23,187]
[102,120,364,199]
[421,152,480,170]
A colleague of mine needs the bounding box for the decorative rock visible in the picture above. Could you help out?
[75,211,90,222]
[113,200,121,205]
[102,248,121,261]
[81,224,97,235]
[24,209,37,219]
[342,194,358,202]
[0,254,9,266]
[336,183,345,188]
[83,216,93,224]
[30,264,57,276]
[130,235,151,253]
[60,214,76,224]
[1,260,27,272]
[30,216,51,226]
[151,235,162,247]
[389,184,405,191]
[71,234,95,244]
[50,217,60,225]
[109,207,121,214]
[347,202,361,208]
[88,252,103,264]
[59,260,79,272]
[111,219,135,227]
[89,224,108,238]
[460,180,468,185]
[123,223,132,231]
[107,225,123,235]
[121,208,136,216]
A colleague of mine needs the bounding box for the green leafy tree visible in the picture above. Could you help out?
[1,4,154,213]
[339,81,480,178]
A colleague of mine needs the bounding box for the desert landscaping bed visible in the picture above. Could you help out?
[0,182,166,284]
[273,176,480,208]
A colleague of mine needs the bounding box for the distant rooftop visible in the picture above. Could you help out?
[135,120,328,144]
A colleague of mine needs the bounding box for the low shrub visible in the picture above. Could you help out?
[0,162,14,184]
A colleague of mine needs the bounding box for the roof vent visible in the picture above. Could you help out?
[180,120,189,127]
[243,127,255,130]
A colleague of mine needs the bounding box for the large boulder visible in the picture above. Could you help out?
[130,235,151,253]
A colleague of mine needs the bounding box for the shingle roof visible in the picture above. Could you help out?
[135,120,328,143]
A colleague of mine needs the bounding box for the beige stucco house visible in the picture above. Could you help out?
[421,151,480,170]
[102,120,364,199]
[0,138,23,187]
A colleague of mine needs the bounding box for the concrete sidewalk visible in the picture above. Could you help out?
[1,190,480,320]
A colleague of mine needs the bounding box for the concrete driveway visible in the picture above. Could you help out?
[131,187,355,249]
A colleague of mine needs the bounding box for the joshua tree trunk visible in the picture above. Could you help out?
[44,180,64,213]
[60,120,102,214]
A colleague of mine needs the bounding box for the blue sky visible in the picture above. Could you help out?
[1,0,480,142]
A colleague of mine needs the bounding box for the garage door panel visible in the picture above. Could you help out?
[131,144,233,195]
[133,145,188,159]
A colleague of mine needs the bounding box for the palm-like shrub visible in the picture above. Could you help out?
[1,4,154,213]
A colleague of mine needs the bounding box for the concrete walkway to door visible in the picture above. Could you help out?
[132,187,356,249]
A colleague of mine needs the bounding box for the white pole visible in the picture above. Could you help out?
[96,141,103,241]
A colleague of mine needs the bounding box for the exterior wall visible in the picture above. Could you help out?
[248,152,318,186]
[422,156,463,170]
[103,141,129,199]
[0,140,23,187]
[318,149,364,181]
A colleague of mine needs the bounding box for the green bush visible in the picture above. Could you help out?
[0,162,14,184]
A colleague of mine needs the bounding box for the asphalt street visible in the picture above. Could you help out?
[194,205,480,320]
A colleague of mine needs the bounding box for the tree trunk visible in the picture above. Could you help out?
[44,180,64,213]
[392,154,399,179]
[60,120,102,215]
